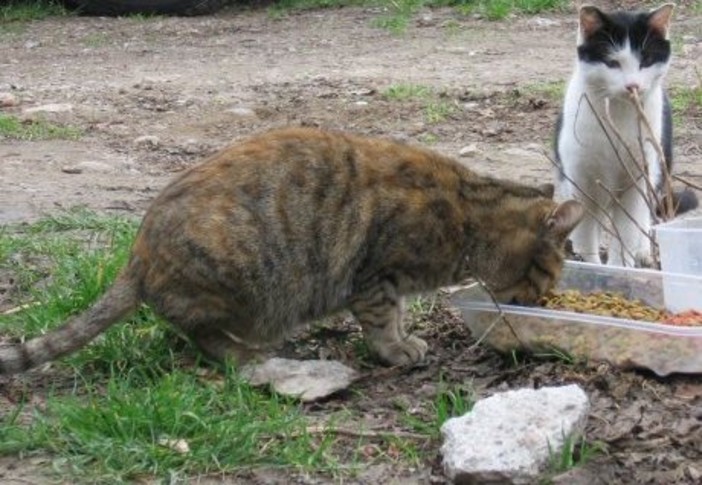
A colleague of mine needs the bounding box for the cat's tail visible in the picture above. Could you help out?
[0,271,140,374]
[658,188,699,217]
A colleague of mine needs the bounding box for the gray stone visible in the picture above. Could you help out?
[240,358,359,402]
[134,135,161,148]
[459,144,479,157]
[440,384,590,484]
[227,106,257,118]
[23,103,73,114]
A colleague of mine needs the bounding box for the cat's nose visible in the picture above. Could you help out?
[625,83,640,94]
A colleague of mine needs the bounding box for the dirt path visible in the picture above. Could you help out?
[1,3,702,484]
[2,5,700,224]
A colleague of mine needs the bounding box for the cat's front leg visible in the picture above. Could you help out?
[567,210,602,264]
[609,185,653,267]
[350,289,428,366]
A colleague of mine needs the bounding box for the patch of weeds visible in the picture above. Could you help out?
[455,0,567,20]
[669,83,702,118]
[418,132,439,144]
[408,294,437,317]
[0,0,67,23]
[382,83,432,101]
[546,434,606,475]
[401,377,474,436]
[443,18,462,37]
[0,210,138,337]
[434,381,474,426]
[125,11,161,21]
[268,0,360,18]
[424,100,456,123]
[82,32,111,48]
[372,0,424,35]
[0,367,332,482]
[533,346,576,365]
[522,80,565,101]
[0,114,82,141]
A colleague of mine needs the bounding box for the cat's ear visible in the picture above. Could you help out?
[648,3,675,39]
[538,183,555,199]
[545,200,584,240]
[578,5,605,41]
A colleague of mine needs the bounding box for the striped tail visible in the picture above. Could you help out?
[0,272,139,374]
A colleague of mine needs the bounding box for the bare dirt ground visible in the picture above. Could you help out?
[1,1,701,484]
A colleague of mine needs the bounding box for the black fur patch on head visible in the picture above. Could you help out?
[577,9,671,67]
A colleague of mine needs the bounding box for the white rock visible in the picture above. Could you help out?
[134,135,160,148]
[23,103,73,114]
[227,106,256,117]
[441,384,590,484]
[240,358,359,402]
[459,144,479,157]
[528,17,560,28]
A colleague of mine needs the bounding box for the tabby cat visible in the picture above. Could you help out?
[555,3,697,267]
[0,127,583,374]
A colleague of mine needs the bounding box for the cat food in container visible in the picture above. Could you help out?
[655,217,702,312]
[450,261,702,376]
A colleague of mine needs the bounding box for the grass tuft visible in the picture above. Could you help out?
[382,83,432,101]
[0,0,67,23]
[546,434,606,475]
[669,83,702,117]
[0,114,82,141]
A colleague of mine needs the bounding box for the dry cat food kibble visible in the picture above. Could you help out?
[540,290,702,326]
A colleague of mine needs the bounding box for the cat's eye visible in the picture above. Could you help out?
[604,59,621,68]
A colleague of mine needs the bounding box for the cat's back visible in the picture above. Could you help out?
[152,127,466,211]
[132,127,467,271]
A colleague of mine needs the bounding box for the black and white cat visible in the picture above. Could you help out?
[555,3,697,267]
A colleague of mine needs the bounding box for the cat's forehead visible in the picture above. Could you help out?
[577,9,671,64]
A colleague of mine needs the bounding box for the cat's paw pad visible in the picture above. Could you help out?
[374,335,428,366]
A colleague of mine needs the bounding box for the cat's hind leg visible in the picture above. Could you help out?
[350,285,428,366]
[190,327,268,367]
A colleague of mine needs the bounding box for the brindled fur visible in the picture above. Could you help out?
[0,127,584,374]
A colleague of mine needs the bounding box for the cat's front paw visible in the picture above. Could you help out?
[372,335,428,366]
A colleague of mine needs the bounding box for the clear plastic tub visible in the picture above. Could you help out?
[655,217,702,312]
[450,261,702,376]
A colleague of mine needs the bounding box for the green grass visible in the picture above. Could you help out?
[669,78,702,126]
[522,80,566,101]
[268,0,361,18]
[0,210,425,482]
[0,0,67,23]
[268,0,566,31]
[464,0,567,20]
[545,434,606,477]
[424,100,456,123]
[382,83,432,101]
[371,0,424,34]
[401,378,474,437]
[382,84,457,124]
[0,114,82,141]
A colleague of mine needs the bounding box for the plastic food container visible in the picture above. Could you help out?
[450,261,702,376]
[655,217,702,312]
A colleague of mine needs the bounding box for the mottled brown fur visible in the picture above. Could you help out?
[0,127,583,374]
